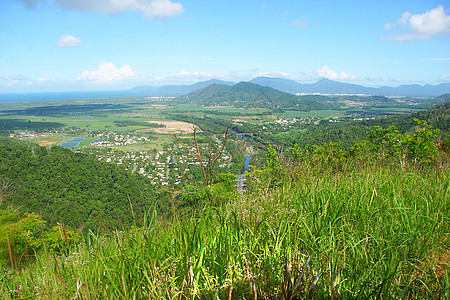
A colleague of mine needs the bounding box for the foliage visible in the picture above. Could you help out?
[403,119,440,163]
[1,156,448,298]
[175,81,338,110]
[368,125,404,158]
[3,212,45,266]
[0,137,160,232]
[44,224,80,254]
[367,119,441,165]
[174,127,231,187]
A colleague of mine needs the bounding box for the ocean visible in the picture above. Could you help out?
[0,90,145,104]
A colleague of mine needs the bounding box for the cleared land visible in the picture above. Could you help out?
[145,120,197,134]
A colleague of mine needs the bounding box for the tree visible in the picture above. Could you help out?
[403,119,440,164]
[174,126,231,187]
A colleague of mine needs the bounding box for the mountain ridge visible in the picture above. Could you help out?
[175,81,336,110]
[130,77,450,97]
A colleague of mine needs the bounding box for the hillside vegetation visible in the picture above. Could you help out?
[1,117,448,299]
[233,99,450,149]
[176,82,337,110]
[0,137,162,233]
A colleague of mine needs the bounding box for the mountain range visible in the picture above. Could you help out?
[131,77,450,97]
[129,79,235,95]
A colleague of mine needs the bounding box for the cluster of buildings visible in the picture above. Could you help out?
[9,132,47,140]
[90,133,150,147]
[96,144,231,187]
[274,118,299,125]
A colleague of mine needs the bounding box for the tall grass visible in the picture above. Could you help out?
[1,163,449,299]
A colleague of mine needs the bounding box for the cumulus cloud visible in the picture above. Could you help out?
[383,5,450,41]
[306,65,357,81]
[57,35,81,48]
[77,62,136,83]
[16,0,184,19]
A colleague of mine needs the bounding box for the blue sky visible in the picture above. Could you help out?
[1,0,449,92]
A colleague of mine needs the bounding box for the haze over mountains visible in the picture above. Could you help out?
[131,77,450,97]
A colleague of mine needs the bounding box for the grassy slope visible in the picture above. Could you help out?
[2,162,449,299]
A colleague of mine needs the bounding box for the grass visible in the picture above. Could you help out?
[2,161,448,299]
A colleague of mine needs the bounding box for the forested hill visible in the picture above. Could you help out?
[175,81,336,110]
[0,137,161,232]
[359,96,450,134]
[257,99,450,148]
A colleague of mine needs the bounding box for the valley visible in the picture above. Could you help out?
[0,83,449,299]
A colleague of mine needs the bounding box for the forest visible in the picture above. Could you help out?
[0,137,163,233]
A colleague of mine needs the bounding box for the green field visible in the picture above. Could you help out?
[0,95,441,155]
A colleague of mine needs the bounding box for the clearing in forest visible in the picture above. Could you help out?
[145,120,197,134]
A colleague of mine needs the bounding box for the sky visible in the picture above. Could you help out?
[0,0,449,92]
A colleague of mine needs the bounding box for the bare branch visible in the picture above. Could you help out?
[0,178,14,206]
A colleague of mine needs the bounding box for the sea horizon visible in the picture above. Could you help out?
[0,90,160,104]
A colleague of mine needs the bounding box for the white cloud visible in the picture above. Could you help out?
[439,74,450,82]
[162,69,228,83]
[383,5,450,41]
[306,65,357,81]
[38,77,53,83]
[16,0,184,19]
[77,62,136,83]
[384,12,411,30]
[145,68,294,85]
[250,67,296,80]
[57,35,81,48]
[292,18,308,27]
[427,57,450,61]
[1,74,32,87]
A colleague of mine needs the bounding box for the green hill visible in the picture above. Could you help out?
[176,81,337,110]
[0,137,162,232]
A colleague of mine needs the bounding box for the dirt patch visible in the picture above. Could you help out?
[37,140,57,146]
[145,121,198,134]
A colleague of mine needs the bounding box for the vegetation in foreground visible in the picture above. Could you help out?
[1,120,449,299]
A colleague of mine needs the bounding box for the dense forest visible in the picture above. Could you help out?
[176,82,338,110]
[0,137,163,232]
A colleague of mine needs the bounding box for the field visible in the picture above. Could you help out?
[1,95,432,153]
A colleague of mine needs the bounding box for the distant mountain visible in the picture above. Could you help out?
[249,77,308,94]
[175,81,337,110]
[306,78,377,94]
[249,77,450,96]
[128,85,158,93]
[130,79,235,95]
[375,83,450,97]
[130,77,450,97]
